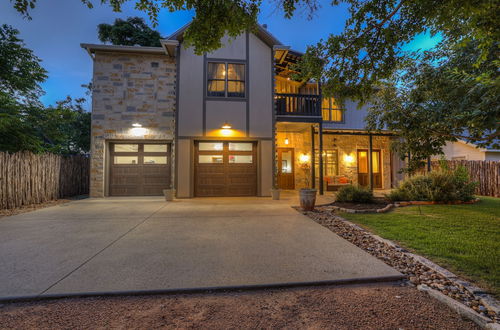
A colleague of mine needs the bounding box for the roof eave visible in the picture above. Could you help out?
[80,43,167,58]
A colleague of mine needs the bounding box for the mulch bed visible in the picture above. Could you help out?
[327,197,390,210]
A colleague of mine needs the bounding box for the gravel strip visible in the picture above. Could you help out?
[301,206,499,324]
[0,284,479,329]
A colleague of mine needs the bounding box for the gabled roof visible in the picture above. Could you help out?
[165,22,282,48]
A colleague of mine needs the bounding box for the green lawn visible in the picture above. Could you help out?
[340,197,500,296]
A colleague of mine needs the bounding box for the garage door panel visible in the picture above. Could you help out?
[110,142,171,196]
[227,186,255,196]
[196,187,226,197]
[110,186,140,196]
[195,141,257,197]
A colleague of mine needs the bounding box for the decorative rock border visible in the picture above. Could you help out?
[324,203,394,214]
[301,207,499,328]
[321,197,482,214]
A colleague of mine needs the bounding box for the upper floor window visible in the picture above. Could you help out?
[207,62,245,98]
[322,97,343,122]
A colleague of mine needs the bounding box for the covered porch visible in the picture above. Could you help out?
[274,123,401,194]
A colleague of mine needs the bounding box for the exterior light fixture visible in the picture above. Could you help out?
[131,123,147,137]
[221,122,232,129]
[344,154,354,163]
[284,138,289,145]
[299,154,310,163]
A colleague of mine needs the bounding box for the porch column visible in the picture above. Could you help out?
[311,125,315,189]
[369,133,373,191]
[319,122,324,195]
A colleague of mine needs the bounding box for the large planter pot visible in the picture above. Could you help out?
[271,188,280,200]
[299,188,317,211]
[163,189,175,201]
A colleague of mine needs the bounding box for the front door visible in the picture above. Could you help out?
[277,148,295,190]
[357,149,382,188]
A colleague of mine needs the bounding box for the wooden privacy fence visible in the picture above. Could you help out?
[429,160,500,197]
[0,152,90,209]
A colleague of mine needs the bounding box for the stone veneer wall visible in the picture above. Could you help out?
[317,134,393,189]
[90,52,176,197]
[275,130,313,190]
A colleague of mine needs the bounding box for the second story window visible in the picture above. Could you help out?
[207,62,245,98]
[322,97,343,122]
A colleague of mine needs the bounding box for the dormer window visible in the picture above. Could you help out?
[207,62,245,98]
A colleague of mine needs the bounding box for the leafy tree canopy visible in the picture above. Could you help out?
[98,17,162,47]
[0,24,47,102]
[10,0,499,169]
[0,24,90,154]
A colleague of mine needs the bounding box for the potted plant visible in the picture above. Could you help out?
[298,156,317,211]
[271,185,280,200]
[163,186,175,201]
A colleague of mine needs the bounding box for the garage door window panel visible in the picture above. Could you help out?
[199,142,224,151]
[144,144,168,152]
[114,156,139,164]
[114,144,139,152]
[144,156,168,164]
[199,155,224,163]
[229,155,253,163]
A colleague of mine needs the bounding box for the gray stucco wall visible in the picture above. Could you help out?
[177,32,272,138]
[177,45,204,137]
[249,33,273,138]
[90,51,176,197]
[323,100,371,130]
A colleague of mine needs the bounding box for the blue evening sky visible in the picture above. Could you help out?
[0,0,440,109]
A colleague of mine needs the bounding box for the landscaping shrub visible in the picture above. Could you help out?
[336,185,374,203]
[386,166,477,202]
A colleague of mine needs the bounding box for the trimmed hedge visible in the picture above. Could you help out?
[336,185,374,203]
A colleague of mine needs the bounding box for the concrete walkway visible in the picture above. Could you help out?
[0,195,401,300]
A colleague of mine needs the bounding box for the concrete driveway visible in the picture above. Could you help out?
[0,196,401,299]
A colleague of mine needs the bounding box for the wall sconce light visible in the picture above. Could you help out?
[131,123,147,137]
[299,153,310,163]
[344,154,354,163]
[221,122,232,129]
[284,138,289,145]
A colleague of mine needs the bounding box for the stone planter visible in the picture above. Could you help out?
[271,188,280,200]
[163,189,175,201]
[299,188,317,211]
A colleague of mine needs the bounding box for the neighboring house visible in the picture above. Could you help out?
[82,23,404,198]
[432,140,500,161]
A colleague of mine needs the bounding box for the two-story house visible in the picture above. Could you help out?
[82,23,403,198]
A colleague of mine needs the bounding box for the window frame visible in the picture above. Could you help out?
[321,97,344,123]
[206,60,246,99]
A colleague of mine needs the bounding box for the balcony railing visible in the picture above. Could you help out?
[275,93,321,117]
